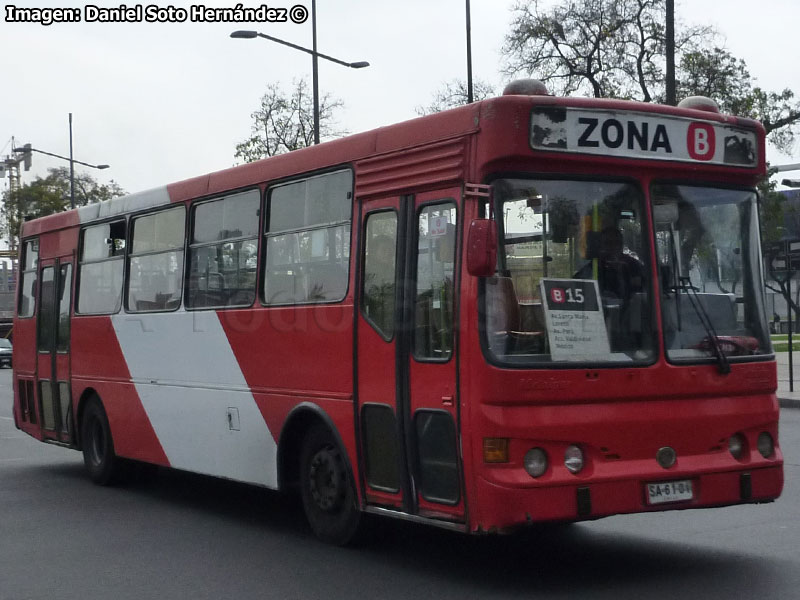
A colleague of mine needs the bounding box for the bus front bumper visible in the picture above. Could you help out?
[470,464,783,533]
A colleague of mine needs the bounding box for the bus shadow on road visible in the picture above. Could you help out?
[21,456,780,596]
[59,462,781,596]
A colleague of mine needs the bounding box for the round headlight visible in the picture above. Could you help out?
[524,448,548,478]
[728,433,746,460]
[564,444,584,474]
[757,432,774,458]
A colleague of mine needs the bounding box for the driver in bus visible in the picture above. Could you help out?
[577,226,644,301]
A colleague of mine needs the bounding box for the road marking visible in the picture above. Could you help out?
[0,458,27,462]
[0,416,13,421]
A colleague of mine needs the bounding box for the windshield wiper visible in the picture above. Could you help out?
[678,276,730,375]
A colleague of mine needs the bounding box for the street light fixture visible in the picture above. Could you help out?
[230,1,369,145]
[14,113,109,209]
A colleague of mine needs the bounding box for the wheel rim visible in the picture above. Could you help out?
[308,445,346,513]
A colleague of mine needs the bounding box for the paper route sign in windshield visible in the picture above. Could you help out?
[540,278,610,361]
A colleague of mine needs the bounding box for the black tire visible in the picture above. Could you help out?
[299,424,362,545]
[80,397,120,486]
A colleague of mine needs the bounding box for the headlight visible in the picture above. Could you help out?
[728,433,746,459]
[523,448,548,478]
[757,432,774,458]
[564,445,584,474]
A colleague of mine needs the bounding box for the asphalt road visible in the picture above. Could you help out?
[2,368,799,600]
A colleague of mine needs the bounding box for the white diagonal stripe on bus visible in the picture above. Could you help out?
[111,310,278,488]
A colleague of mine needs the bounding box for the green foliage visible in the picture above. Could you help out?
[677,47,800,153]
[234,79,345,162]
[759,167,787,244]
[1,167,125,250]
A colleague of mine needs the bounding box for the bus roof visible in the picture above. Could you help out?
[21,91,765,239]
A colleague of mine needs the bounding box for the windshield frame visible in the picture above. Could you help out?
[480,172,658,369]
[650,179,773,367]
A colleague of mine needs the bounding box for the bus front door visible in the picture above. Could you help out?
[35,258,74,444]
[357,188,463,523]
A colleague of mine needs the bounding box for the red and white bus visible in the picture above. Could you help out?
[12,80,783,543]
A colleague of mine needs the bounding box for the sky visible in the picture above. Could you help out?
[2,0,800,199]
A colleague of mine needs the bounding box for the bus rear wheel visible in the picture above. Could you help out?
[81,397,120,486]
[299,424,362,545]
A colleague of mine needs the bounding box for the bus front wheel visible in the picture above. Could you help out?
[81,397,120,486]
[299,424,362,545]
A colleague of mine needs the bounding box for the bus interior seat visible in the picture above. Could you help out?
[485,277,543,354]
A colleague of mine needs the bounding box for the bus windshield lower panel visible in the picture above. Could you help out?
[486,178,655,366]
[652,184,770,362]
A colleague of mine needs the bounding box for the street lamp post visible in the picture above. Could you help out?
[466,0,473,104]
[14,115,109,209]
[231,2,368,145]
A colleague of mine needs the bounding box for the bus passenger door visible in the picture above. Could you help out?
[357,188,463,522]
[35,257,74,443]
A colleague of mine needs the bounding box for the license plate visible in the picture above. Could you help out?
[646,480,693,505]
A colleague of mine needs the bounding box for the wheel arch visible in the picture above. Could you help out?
[277,402,355,494]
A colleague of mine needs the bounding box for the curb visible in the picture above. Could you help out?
[779,397,800,409]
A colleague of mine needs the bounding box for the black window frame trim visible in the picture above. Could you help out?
[477,171,658,370]
[75,218,127,316]
[124,204,187,314]
[411,198,459,365]
[260,167,355,307]
[16,237,40,320]
[185,187,261,312]
[650,178,774,367]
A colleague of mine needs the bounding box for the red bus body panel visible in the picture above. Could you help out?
[12,93,781,535]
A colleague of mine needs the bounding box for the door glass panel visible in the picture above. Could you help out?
[414,411,459,504]
[59,382,71,434]
[362,404,401,492]
[39,381,56,431]
[37,267,55,352]
[57,264,72,352]
[363,212,398,339]
[414,203,456,360]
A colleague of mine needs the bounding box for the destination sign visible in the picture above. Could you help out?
[540,278,610,361]
[530,106,758,167]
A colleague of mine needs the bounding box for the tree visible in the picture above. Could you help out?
[503,0,800,152]
[677,47,800,154]
[1,167,125,251]
[415,79,497,116]
[234,79,345,162]
[760,175,800,325]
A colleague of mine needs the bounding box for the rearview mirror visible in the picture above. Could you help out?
[467,219,497,277]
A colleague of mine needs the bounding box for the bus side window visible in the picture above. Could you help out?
[77,220,126,315]
[187,190,260,310]
[263,170,352,305]
[126,206,185,313]
[18,238,39,318]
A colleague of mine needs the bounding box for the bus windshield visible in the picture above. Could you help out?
[486,178,655,365]
[652,184,770,362]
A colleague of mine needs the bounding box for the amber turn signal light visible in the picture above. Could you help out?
[483,438,510,463]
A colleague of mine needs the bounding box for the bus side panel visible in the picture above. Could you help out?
[71,315,169,465]
[220,304,358,485]
[219,304,354,400]
[13,315,39,437]
[102,311,280,488]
